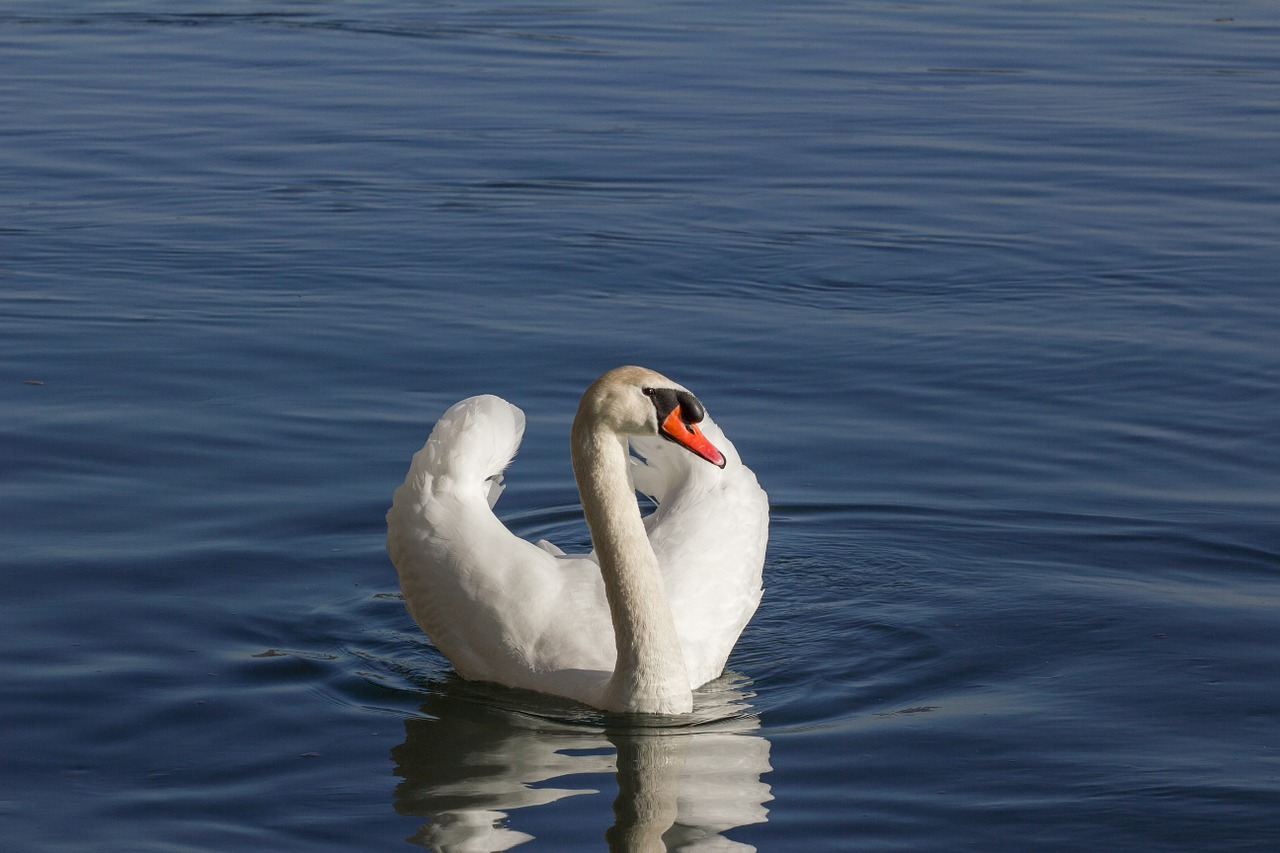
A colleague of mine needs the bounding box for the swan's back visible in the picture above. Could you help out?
[630,420,768,687]
[387,396,616,697]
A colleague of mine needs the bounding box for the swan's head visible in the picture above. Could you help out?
[577,365,727,469]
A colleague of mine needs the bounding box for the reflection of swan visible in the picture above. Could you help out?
[387,367,769,713]
[392,678,772,852]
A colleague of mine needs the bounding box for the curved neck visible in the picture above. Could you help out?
[571,417,691,714]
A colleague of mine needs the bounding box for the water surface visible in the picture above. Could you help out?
[2,1,1278,850]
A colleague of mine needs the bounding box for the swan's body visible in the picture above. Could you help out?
[386,366,768,713]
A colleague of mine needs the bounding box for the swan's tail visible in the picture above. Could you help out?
[399,395,525,508]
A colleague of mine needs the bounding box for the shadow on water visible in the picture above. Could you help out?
[390,675,772,851]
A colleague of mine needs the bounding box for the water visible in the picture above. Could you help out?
[2,1,1278,850]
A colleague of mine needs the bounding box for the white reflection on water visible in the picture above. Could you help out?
[392,675,772,851]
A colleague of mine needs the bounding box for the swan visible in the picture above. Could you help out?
[386,366,768,714]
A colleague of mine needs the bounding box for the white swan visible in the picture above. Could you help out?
[386,366,768,714]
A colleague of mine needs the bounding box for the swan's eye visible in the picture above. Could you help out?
[642,387,655,397]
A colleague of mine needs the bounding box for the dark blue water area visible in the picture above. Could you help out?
[2,1,1279,850]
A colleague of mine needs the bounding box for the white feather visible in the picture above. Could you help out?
[386,374,769,711]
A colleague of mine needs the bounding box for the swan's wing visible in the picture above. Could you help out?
[630,415,769,688]
[387,396,615,701]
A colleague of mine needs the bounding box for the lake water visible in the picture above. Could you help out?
[2,1,1278,850]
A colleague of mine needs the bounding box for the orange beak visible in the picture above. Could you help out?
[660,408,726,469]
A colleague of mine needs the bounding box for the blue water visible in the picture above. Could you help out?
[2,1,1278,850]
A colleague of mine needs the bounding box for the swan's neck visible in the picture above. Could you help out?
[571,420,692,714]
